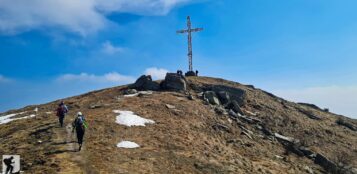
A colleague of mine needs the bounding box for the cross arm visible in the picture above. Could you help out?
[190,28,203,32]
[176,29,189,34]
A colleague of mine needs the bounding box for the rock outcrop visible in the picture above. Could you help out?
[203,91,220,105]
[160,73,187,91]
[130,75,160,91]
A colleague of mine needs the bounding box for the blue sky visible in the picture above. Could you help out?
[0,0,356,118]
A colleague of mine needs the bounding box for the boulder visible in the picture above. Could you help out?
[130,75,160,91]
[227,100,243,115]
[203,91,220,105]
[217,91,230,105]
[161,73,187,91]
[185,71,196,76]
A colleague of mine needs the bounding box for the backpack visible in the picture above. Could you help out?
[57,105,67,116]
[75,116,87,129]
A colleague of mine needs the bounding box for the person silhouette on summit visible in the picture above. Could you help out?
[72,112,87,151]
[56,101,68,127]
[3,156,14,174]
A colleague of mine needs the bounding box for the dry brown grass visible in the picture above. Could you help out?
[0,76,356,173]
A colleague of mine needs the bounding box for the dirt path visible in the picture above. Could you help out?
[51,122,85,173]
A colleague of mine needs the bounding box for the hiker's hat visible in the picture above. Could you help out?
[77,112,83,116]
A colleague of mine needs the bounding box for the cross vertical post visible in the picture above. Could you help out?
[177,16,203,75]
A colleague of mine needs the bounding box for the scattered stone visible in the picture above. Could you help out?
[165,104,176,109]
[212,123,231,133]
[130,75,160,91]
[274,155,284,159]
[226,139,238,144]
[214,106,227,115]
[124,89,137,95]
[274,133,298,144]
[298,146,316,159]
[298,108,322,120]
[203,91,220,105]
[241,131,253,139]
[197,92,204,98]
[187,94,194,100]
[260,125,273,136]
[303,166,314,174]
[234,114,261,124]
[89,104,103,109]
[244,110,258,116]
[228,110,238,118]
[161,73,187,91]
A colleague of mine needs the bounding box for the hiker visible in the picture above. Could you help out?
[195,70,199,76]
[3,156,14,174]
[72,112,87,151]
[56,101,68,127]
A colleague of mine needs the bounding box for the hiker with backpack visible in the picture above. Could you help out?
[3,156,14,174]
[72,112,87,151]
[56,101,68,127]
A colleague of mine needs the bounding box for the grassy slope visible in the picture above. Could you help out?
[0,76,356,173]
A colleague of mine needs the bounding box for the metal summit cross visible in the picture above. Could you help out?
[177,16,203,75]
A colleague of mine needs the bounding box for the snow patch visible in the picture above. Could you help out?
[124,93,139,97]
[0,112,35,125]
[124,91,153,97]
[113,110,154,127]
[116,141,140,148]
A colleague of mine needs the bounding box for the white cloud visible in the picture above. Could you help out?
[101,41,125,55]
[144,67,168,80]
[0,0,191,35]
[272,86,357,119]
[0,75,11,83]
[56,72,135,84]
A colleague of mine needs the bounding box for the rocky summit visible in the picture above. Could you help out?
[0,75,356,173]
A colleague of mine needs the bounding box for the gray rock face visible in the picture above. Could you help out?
[130,75,160,91]
[161,73,187,91]
[217,91,230,105]
[207,85,246,106]
[314,153,338,173]
[336,118,357,131]
[203,91,220,105]
[228,100,243,115]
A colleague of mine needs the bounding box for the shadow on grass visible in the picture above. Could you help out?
[51,141,77,145]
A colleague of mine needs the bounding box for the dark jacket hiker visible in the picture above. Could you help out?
[56,101,68,127]
[3,156,14,174]
[72,112,87,151]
